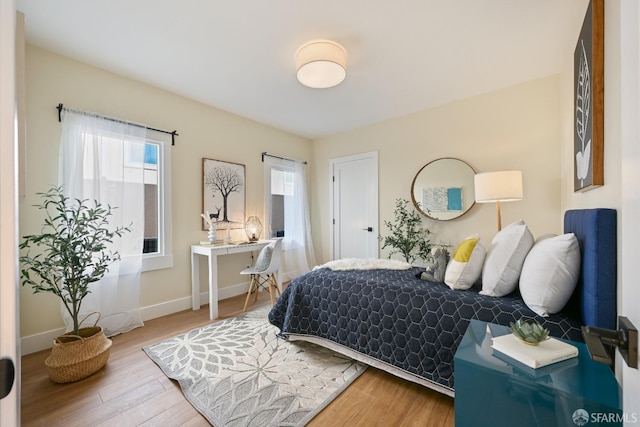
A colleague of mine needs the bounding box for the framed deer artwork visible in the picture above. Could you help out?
[202,158,246,231]
[574,0,604,192]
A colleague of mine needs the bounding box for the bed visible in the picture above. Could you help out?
[268,208,617,396]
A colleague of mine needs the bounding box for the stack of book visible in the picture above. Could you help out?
[491,333,579,369]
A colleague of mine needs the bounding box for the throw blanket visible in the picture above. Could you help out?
[314,258,412,271]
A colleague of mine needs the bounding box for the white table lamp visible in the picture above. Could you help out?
[474,171,523,231]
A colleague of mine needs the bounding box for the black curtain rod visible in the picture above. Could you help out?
[261,152,307,165]
[57,103,178,146]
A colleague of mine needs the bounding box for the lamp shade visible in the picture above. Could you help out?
[474,171,523,202]
[296,40,347,89]
[245,216,262,242]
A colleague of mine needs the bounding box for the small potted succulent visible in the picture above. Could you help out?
[509,319,550,346]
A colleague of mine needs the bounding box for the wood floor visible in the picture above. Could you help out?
[21,291,454,426]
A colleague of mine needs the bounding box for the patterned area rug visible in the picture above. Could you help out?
[143,306,366,426]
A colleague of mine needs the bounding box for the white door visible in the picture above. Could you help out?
[0,1,20,425]
[330,151,378,259]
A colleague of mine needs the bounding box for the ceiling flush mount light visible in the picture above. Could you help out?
[295,40,347,89]
[474,170,523,231]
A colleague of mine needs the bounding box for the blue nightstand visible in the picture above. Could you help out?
[454,320,622,427]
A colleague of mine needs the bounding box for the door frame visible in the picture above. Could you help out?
[329,151,379,260]
[0,0,20,424]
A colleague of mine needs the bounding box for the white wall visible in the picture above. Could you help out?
[311,76,563,264]
[19,45,311,345]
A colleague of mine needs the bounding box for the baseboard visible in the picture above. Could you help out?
[139,295,194,322]
[217,280,252,301]
[21,327,66,356]
[20,280,252,356]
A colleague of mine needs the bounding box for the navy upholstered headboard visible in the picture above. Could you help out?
[564,208,617,330]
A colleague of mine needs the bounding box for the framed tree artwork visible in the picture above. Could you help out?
[202,158,246,230]
[574,0,604,192]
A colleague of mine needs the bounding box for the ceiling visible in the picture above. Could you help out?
[16,0,588,140]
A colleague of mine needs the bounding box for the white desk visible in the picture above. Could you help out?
[191,240,270,319]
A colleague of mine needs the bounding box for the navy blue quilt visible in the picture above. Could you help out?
[268,267,583,392]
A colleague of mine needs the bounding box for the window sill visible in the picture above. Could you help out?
[142,254,173,272]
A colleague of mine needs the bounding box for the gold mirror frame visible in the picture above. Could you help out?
[411,158,476,221]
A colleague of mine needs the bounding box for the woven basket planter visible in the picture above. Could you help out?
[45,325,112,383]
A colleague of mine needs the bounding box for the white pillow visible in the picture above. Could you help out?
[519,233,581,317]
[444,234,486,290]
[480,220,534,297]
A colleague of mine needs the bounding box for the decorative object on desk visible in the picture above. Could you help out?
[574,0,604,192]
[491,332,578,369]
[245,216,263,242]
[143,306,366,426]
[201,212,217,242]
[379,198,432,265]
[202,158,245,230]
[19,186,130,382]
[474,170,523,231]
[509,319,550,346]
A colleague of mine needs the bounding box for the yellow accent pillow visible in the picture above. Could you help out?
[444,234,486,290]
[452,237,480,263]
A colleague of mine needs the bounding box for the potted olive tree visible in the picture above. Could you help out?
[379,198,433,264]
[20,186,130,383]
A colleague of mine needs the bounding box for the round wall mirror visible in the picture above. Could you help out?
[411,158,476,220]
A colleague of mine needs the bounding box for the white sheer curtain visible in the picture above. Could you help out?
[264,156,316,280]
[59,109,144,336]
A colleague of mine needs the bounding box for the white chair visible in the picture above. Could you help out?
[242,239,282,311]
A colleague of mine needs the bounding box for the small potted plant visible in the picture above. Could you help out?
[379,198,433,265]
[510,320,550,346]
[20,186,130,383]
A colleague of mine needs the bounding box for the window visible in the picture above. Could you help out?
[59,108,173,335]
[269,168,294,237]
[263,155,316,280]
[136,130,173,271]
[142,143,159,254]
[82,128,173,271]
